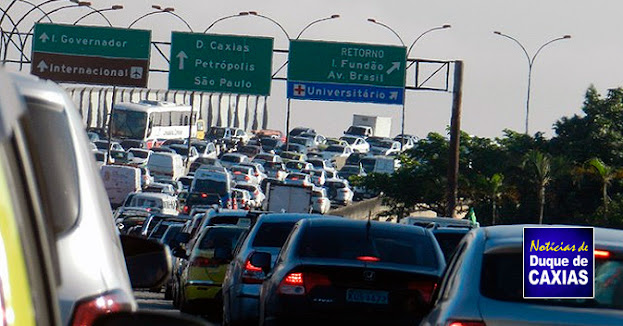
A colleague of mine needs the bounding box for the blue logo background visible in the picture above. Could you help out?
[524,227,594,298]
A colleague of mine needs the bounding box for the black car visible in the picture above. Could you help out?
[254,218,446,326]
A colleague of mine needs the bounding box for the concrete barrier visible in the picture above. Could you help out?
[328,197,386,220]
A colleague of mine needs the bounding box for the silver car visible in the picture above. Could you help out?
[222,213,326,326]
[421,224,623,326]
[10,72,136,324]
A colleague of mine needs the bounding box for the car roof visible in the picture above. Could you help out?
[482,224,623,253]
[258,213,330,223]
[303,218,429,235]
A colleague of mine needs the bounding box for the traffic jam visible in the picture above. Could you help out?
[2,2,623,326]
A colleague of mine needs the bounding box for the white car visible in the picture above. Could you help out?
[231,165,260,185]
[168,144,199,165]
[238,162,268,184]
[128,148,152,166]
[340,135,370,153]
[394,134,417,151]
[303,168,327,186]
[234,183,265,209]
[232,128,251,145]
[306,158,337,173]
[232,188,253,209]
[311,187,331,214]
[320,145,353,161]
[324,178,354,205]
[369,140,401,156]
[284,172,313,187]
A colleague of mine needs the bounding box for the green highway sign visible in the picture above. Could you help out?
[287,40,406,105]
[169,32,274,96]
[31,23,151,87]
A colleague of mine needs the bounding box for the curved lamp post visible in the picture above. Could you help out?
[494,31,571,134]
[367,18,405,46]
[73,4,123,26]
[247,11,290,40]
[366,18,409,149]
[129,5,193,32]
[295,14,340,39]
[203,12,250,33]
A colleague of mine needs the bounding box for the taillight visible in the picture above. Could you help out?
[234,171,242,175]
[201,193,208,198]
[183,205,190,214]
[278,272,331,295]
[255,172,259,176]
[595,250,611,259]
[244,176,250,181]
[357,256,380,262]
[408,280,438,303]
[70,290,134,326]
[242,259,265,284]
[447,321,486,326]
[190,257,212,267]
[254,190,259,196]
[316,199,323,203]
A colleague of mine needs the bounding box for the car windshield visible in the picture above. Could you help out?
[481,253,623,310]
[208,128,226,137]
[299,225,438,268]
[192,143,207,153]
[252,222,297,247]
[111,110,147,139]
[198,227,246,250]
[376,141,395,149]
[281,152,301,160]
[341,137,357,145]
[192,178,228,195]
[347,126,368,135]
[221,155,242,163]
[340,165,361,173]
[129,150,149,158]
[129,197,162,209]
[325,145,345,152]
[261,138,279,147]
[169,146,189,156]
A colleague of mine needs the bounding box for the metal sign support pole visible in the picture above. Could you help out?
[106,86,117,165]
[186,91,195,169]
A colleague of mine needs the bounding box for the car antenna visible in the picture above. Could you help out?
[366,210,372,241]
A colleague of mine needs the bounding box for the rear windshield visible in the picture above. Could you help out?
[326,145,345,152]
[481,253,623,309]
[192,178,229,195]
[433,232,467,260]
[148,154,173,166]
[130,150,149,158]
[252,222,297,247]
[298,225,438,268]
[221,155,242,163]
[198,227,246,250]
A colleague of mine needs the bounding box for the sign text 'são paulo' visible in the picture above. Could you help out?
[31,23,151,87]
[287,40,406,105]
[169,32,274,96]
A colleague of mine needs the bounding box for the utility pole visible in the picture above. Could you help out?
[446,61,463,218]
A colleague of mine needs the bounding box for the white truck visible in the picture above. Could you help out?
[263,183,313,213]
[100,165,141,208]
[345,114,392,138]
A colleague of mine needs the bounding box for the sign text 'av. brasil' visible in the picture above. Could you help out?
[169,32,274,96]
[287,40,406,105]
[31,23,151,87]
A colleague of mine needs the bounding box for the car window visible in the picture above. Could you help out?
[436,241,468,303]
[197,227,246,251]
[433,231,469,261]
[481,253,623,310]
[252,222,297,247]
[298,225,439,268]
[21,97,79,234]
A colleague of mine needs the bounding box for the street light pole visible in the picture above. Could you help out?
[494,31,571,134]
[406,24,451,69]
[367,18,408,152]
[247,11,290,40]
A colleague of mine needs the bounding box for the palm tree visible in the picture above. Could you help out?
[585,158,623,220]
[522,150,551,224]
[486,173,504,225]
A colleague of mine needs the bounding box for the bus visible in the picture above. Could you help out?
[110,100,204,148]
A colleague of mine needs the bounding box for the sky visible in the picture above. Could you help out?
[3,0,622,139]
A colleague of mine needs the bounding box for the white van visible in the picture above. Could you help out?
[126,192,178,215]
[147,152,185,181]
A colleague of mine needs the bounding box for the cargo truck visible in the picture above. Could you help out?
[344,114,392,138]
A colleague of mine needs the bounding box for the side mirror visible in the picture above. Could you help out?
[249,251,272,274]
[171,246,189,260]
[93,311,208,326]
[120,235,171,289]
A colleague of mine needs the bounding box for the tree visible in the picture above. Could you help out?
[521,150,551,224]
[484,173,504,225]
[584,158,623,220]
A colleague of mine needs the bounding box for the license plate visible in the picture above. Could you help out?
[346,289,388,304]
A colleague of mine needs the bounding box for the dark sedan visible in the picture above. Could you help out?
[253,218,446,326]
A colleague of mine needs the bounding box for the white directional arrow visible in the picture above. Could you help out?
[39,32,49,43]
[176,51,188,70]
[37,60,48,72]
[389,92,398,100]
[386,62,400,75]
